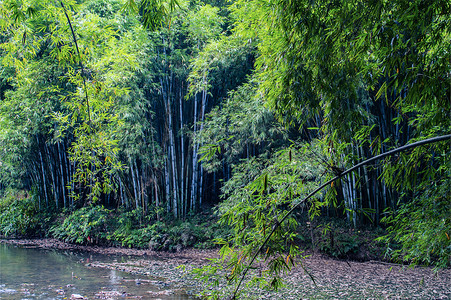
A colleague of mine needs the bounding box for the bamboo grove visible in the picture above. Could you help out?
[0,0,253,218]
[0,0,450,273]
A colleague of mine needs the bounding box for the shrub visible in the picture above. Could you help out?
[145,213,231,251]
[318,229,360,258]
[0,190,42,237]
[50,205,113,244]
[378,178,451,269]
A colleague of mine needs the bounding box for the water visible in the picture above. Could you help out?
[0,243,195,299]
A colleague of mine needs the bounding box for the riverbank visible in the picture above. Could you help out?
[0,238,218,260]
[1,238,450,299]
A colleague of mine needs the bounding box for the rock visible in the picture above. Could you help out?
[95,290,127,298]
[55,289,65,295]
[146,290,174,296]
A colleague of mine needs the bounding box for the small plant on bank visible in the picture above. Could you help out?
[0,190,46,237]
[317,224,360,258]
[49,205,113,245]
[145,212,231,251]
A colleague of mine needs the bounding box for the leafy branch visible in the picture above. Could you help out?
[229,134,451,299]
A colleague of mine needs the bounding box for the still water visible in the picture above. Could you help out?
[0,243,194,299]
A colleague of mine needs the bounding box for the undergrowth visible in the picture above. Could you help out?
[49,206,231,251]
[0,190,391,261]
[0,190,50,237]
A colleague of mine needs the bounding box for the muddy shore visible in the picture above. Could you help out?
[1,238,450,299]
[0,238,218,262]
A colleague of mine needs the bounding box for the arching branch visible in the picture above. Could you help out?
[230,134,451,299]
[60,1,91,123]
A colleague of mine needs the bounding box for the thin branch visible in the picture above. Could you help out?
[230,134,451,299]
[60,1,91,123]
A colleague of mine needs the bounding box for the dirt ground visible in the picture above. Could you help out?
[1,238,450,299]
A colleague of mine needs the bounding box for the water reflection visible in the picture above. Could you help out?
[109,269,121,285]
[0,243,194,299]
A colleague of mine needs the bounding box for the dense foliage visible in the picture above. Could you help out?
[0,190,46,237]
[0,0,449,298]
[0,0,251,215]
[189,0,450,297]
[49,205,228,250]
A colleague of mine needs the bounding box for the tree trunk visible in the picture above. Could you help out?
[38,141,49,208]
[153,174,160,220]
[190,93,199,212]
[179,87,185,217]
[57,142,66,208]
[130,158,139,210]
[168,101,178,218]
[165,158,171,213]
